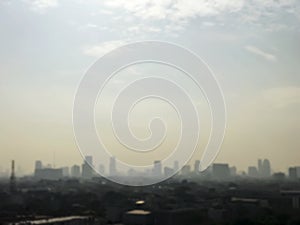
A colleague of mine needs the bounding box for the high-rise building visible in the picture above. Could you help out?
[164,167,174,177]
[296,167,300,178]
[82,156,94,179]
[173,161,179,172]
[289,167,297,179]
[99,164,105,175]
[82,163,93,179]
[34,168,63,180]
[194,160,200,172]
[248,166,258,177]
[212,163,230,180]
[262,159,271,177]
[85,156,93,165]
[230,166,237,176]
[181,165,191,176]
[71,165,81,178]
[258,159,263,176]
[62,167,69,177]
[109,157,117,176]
[153,160,162,177]
[35,160,43,170]
[273,172,285,180]
[258,158,271,178]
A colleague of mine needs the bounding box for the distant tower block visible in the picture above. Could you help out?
[99,164,105,175]
[71,165,81,178]
[109,157,117,176]
[258,159,262,177]
[212,163,230,180]
[262,159,271,177]
[194,160,200,172]
[35,160,43,170]
[85,156,93,165]
[153,161,162,177]
[82,156,94,179]
[174,161,179,172]
[289,167,297,180]
[10,160,17,193]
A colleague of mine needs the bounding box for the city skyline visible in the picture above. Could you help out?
[1,1,300,180]
[2,156,300,180]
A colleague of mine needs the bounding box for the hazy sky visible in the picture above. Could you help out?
[0,0,299,175]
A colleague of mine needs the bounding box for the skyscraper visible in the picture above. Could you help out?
[296,167,300,178]
[85,156,93,165]
[99,164,105,175]
[262,159,271,177]
[194,160,200,172]
[109,157,117,177]
[230,166,237,176]
[153,160,162,177]
[71,165,81,178]
[173,161,179,172]
[62,167,69,177]
[258,159,263,177]
[164,167,174,177]
[248,166,258,177]
[258,158,271,178]
[34,168,63,180]
[35,160,43,170]
[82,156,94,179]
[181,165,191,176]
[289,167,297,180]
[212,163,230,180]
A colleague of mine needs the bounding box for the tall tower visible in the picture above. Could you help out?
[10,160,17,193]
[35,160,43,170]
[153,160,162,177]
[194,160,200,172]
[109,157,117,177]
[258,159,262,177]
[262,159,271,177]
[82,156,94,179]
[174,161,179,172]
[85,156,93,165]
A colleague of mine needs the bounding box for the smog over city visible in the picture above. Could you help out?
[0,0,300,224]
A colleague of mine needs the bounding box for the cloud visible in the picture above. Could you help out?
[24,0,58,12]
[98,0,244,36]
[244,45,277,62]
[103,0,244,22]
[83,40,126,58]
[101,0,300,23]
[262,86,300,108]
[97,0,300,35]
[169,0,244,21]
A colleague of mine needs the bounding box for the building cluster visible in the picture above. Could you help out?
[27,156,300,182]
[247,158,271,178]
[1,158,300,225]
[33,156,96,180]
